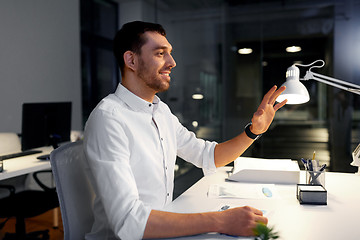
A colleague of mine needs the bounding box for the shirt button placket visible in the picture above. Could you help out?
[154,117,169,203]
[160,136,170,202]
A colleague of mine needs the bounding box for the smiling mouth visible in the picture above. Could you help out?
[160,72,171,80]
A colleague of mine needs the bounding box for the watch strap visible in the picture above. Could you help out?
[245,123,262,140]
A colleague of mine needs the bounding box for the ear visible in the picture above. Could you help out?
[123,50,136,71]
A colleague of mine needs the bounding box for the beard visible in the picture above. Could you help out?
[137,57,170,93]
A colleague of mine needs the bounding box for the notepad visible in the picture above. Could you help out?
[227,157,300,184]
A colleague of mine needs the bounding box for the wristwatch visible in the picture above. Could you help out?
[244,122,262,140]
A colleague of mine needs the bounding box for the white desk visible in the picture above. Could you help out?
[164,167,360,240]
[0,146,53,180]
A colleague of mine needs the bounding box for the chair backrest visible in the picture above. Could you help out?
[50,141,95,240]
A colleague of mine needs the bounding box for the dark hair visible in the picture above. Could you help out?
[113,21,166,75]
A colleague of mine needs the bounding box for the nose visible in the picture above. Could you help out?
[167,54,176,69]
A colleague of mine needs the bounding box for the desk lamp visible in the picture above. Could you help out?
[276,60,360,173]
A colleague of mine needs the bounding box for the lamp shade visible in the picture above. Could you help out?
[276,65,310,104]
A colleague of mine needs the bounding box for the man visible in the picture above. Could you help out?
[83,21,287,239]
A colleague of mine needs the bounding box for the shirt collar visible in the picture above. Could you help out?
[114,84,160,113]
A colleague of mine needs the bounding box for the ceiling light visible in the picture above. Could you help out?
[286,46,302,53]
[192,94,204,100]
[238,48,253,54]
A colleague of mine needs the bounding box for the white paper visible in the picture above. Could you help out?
[208,182,279,199]
[298,185,325,191]
[228,157,300,184]
[233,157,297,172]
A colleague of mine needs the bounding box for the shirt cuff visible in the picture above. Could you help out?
[202,141,217,176]
[118,201,152,240]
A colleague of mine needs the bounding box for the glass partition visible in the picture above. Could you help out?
[82,0,360,173]
[151,0,359,173]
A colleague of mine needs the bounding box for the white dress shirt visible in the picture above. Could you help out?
[83,84,217,240]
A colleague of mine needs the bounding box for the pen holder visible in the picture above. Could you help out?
[306,170,325,187]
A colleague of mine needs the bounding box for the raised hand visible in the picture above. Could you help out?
[250,85,287,135]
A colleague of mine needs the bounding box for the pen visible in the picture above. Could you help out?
[312,159,319,171]
[301,158,308,170]
[318,164,327,172]
[308,159,313,171]
[312,151,316,160]
[306,159,315,184]
[219,205,230,211]
[311,164,327,184]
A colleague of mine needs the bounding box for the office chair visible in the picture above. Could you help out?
[0,171,59,240]
[49,141,95,240]
[0,132,26,199]
[0,133,59,240]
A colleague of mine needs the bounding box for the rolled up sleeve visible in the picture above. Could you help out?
[175,120,217,176]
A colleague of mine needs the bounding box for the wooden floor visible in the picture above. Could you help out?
[0,207,64,240]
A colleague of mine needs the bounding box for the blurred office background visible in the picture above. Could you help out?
[0,0,360,196]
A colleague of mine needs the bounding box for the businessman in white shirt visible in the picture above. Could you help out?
[84,21,287,239]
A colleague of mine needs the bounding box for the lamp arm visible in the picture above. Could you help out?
[304,71,360,95]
